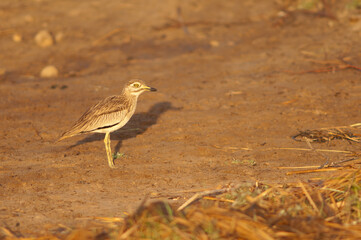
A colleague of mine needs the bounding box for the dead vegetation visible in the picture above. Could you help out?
[292,123,361,143]
[118,169,361,239]
[2,169,361,239]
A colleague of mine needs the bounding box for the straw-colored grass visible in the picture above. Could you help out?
[115,169,361,239]
[292,129,361,143]
[4,169,360,239]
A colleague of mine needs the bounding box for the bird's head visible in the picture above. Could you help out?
[124,79,157,96]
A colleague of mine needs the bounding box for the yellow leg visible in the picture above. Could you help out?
[104,132,116,168]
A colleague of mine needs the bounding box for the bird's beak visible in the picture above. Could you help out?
[144,86,157,92]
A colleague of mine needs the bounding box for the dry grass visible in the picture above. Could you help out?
[3,169,360,240]
[115,169,361,240]
[292,129,361,143]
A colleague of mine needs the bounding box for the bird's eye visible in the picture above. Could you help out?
[133,83,140,88]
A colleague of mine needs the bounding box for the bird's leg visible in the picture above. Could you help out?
[104,132,116,168]
[103,133,110,166]
[108,133,115,167]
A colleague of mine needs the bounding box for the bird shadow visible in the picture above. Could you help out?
[67,101,180,151]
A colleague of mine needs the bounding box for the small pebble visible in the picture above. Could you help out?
[210,40,220,47]
[40,65,58,78]
[35,30,54,47]
[277,11,287,17]
[12,33,22,43]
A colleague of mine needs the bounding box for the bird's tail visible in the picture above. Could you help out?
[56,131,76,142]
[57,135,69,142]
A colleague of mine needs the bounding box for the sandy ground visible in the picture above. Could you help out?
[1,0,361,236]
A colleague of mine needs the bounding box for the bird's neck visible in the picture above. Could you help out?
[122,89,139,102]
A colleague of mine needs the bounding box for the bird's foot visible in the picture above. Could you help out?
[108,152,125,168]
[108,163,117,169]
[108,157,117,168]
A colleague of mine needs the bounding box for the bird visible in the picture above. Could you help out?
[58,79,157,168]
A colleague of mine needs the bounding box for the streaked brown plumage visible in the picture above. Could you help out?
[58,79,157,168]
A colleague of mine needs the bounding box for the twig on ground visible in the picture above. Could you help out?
[177,188,230,211]
[92,27,122,46]
[286,168,341,175]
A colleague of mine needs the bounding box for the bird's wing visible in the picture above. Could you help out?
[59,95,131,140]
